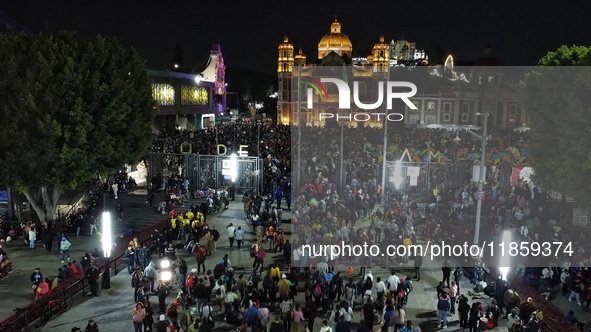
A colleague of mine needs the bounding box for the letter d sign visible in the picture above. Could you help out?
[216,144,227,155]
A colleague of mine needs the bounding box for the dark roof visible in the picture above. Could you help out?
[0,9,35,35]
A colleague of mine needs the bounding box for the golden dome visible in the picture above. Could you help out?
[318,19,352,59]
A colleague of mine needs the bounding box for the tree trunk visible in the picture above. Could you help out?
[23,186,61,223]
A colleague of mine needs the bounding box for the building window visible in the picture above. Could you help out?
[462,102,471,113]
[461,113,469,122]
[409,114,420,124]
[443,102,452,112]
[427,101,436,112]
[509,104,517,114]
[181,86,208,106]
[425,115,436,124]
[508,103,518,124]
[408,101,419,111]
[443,113,451,122]
[152,83,175,106]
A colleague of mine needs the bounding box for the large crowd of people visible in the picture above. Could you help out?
[2,119,588,332]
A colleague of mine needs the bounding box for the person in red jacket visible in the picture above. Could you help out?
[68,262,78,275]
[36,278,51,299]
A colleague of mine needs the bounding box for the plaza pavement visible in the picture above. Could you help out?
[5,190,587,331]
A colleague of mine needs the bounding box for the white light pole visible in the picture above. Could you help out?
[466,113,489,245]
[101,211,112,289]
[160,259,172,286]
[436,115,488,245]
[296,64,302,191]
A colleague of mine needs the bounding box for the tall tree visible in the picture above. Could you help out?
[519,45,591,207]
[0,31,155,222]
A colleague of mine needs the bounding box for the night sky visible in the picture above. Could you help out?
[1,0,590,76]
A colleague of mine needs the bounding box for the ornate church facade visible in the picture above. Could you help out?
[277,19,526,130]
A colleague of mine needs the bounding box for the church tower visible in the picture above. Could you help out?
[277,36,295,124]
[294,48,306,67]
[370,35,389,73]
[278,36,294,73]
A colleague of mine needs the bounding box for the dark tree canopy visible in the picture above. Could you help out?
[0,31,155,221]
[520,45,591,208]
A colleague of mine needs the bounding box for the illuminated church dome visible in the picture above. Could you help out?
[318,18,352,59]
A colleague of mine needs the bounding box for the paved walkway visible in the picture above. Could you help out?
[8,195,587,332]
[0,187,173,323]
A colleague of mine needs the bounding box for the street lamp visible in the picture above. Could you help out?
[465,113,489,245]
[160,259,172,285]
[101,211,112,289]
[499,230,512,280]
[437,115,488,244]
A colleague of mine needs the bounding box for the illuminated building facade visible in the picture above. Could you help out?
[277,20,524,129]
[150,44,226,131]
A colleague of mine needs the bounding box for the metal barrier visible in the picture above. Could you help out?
[384,161,471,199]
[0,219,171,332]
[148,153,263,194]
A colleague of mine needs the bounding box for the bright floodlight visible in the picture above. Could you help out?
[499,266,510,280]
[161,270,172,282]
[230,153,238,183]
[499,230,512,279]
[102,212,112,258]
[393,159,403,190]
[161,259,171,269]
[194,75,201,83]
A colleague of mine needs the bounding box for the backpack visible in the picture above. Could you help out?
[398,287,405,298]
[364,277,373,290]
[216,287,222,296]
[167,302,179,318]
[250,246,256,258]
[197,250,206,261]
[213,230,220,241]
[185,275,195,289]
[131,272,137,288]
[384,309,394,323]
[313,284,322,298]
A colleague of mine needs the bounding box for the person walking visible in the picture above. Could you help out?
[29,227,37,249]
[437,291,451,329]
[157,280,170,314]
[414,254,423,281]
[457,295,470,331]
[226,223,236,249]
[86,264,100,296]
[132,302,146,332]
[441,258,451,288]
[449,281,458,315]
[60,237,72,263]
[235,226,244,249]
[84,318,99,332]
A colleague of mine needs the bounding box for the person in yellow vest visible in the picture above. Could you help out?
[185,210,194,222]
[403,235,412,263]
[191,219,199,231]
[270,263,281,282]
[129,237,140,249]
[196,212,204,224]
[171,217,178,240]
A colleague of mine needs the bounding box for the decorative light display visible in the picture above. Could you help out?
[181,86,208,106]
[152,83,175,106]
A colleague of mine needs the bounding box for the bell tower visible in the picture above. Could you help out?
[370,35,389,73]
[278,36,294,73]
[277,36,295,124]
